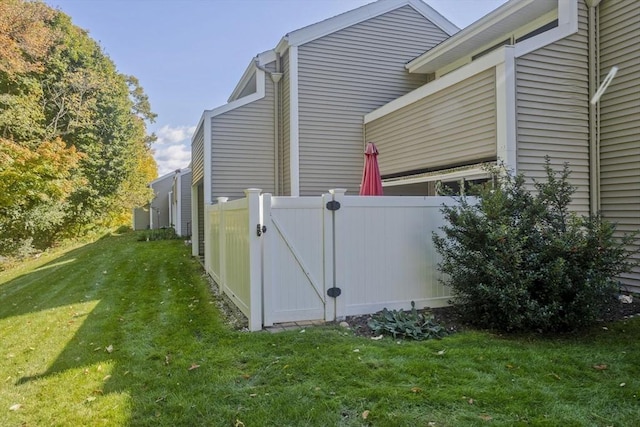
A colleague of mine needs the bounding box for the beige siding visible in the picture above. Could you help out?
[180,171,192,236]
[515,2,590,214]
[599,0,640,290]
[197,182,204,257]
[281,51,291,195]
[296,5,449,195]
[191,125,205,184]
[365,68,497,176]
[210,65,275,200]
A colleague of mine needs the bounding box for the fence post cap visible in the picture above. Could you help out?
[244,188,262,196]
[329,189,347,196]
[216,197,229,203]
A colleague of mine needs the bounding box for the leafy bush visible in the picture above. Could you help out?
[368,302,449,340]
[137,227,180,242]
[433,158,637,333]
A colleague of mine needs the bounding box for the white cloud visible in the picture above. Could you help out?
[155,124,196,145]
[152,124,194,176]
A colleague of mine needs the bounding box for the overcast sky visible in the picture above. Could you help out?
[43,0,509,176]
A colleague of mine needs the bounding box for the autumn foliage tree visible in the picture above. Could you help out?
[0,0,157,257]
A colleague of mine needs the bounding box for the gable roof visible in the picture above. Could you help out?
[227,0,457,103]
[275,0,459,52]
[407,0,558,74]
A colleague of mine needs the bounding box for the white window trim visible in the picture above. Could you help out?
[289,46,300,197]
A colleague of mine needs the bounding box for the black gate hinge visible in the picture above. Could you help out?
[256,224,267,236]
[327,287,341,298]
[326,200,341,211]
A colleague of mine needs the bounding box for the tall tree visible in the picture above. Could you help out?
[0,0,157,257]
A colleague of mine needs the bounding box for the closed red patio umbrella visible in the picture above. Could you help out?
[359,142,383,196]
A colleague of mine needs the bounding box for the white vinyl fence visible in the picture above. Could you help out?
[204,188,463,331]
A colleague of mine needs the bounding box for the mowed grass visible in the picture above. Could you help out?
[1,232,639,426]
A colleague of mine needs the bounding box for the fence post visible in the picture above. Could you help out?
[261,193,274,327]
[217,197,228,291]
[245,188,263,331]
[328,189,347,321]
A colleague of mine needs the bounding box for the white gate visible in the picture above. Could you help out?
[261,193,335,326]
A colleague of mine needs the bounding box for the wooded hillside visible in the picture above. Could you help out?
[0,0,158,258]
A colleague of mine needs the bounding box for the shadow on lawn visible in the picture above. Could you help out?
[3,233,225,424]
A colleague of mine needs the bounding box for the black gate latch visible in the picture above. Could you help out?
[256,224,267,236]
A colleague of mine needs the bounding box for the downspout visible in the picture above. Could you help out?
[255,58,284,196]
[586,0,602,215]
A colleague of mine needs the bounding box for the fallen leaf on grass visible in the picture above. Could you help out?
[371,335,383,340]
[410,387,422,393]
[436,350,446,355]
[188,363,200,371]
[362,410,370,419]
[85,396,96,403]
[547,373,561,380]
[249,393,258,398]
[9,404,21,411]
[235,419,245,427]
[620,383,626,387]
[593,364,608,370]
[105,345,113,353]
[468,398,475,404]
[479,414,493,421]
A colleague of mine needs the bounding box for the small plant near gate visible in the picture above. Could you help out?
[368,302,449,340]
[433,158,637,333]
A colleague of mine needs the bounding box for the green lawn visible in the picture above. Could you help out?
[1,232,639,426]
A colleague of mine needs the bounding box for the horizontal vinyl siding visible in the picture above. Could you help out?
[365,68,497,176]
[516,2,590,214]
[191,125,205,184]
[180,171,192,236]
[599,0,640,290]
[297,5,449,195]
[281,51,291,196]
[197,182,204,256]
[210,68,275,200]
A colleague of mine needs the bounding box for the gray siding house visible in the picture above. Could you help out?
[148,171,174,230]
[170,168,192,237]
[365,0,639,290]
[190,0,459,258]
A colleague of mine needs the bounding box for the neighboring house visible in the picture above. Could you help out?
[149,171,174,229]
[364,0,639,290]
[132,206,150,230]
[170,168,192,237]
[191,0,459,258]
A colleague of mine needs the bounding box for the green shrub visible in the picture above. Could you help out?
[368,302,449,340]
[137,227,180,242]
[433,158,637,333]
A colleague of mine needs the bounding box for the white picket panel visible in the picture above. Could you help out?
[204,203,221,283]
[333,195,453,317]
[218,197,250,316]
[262,194,330,326]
